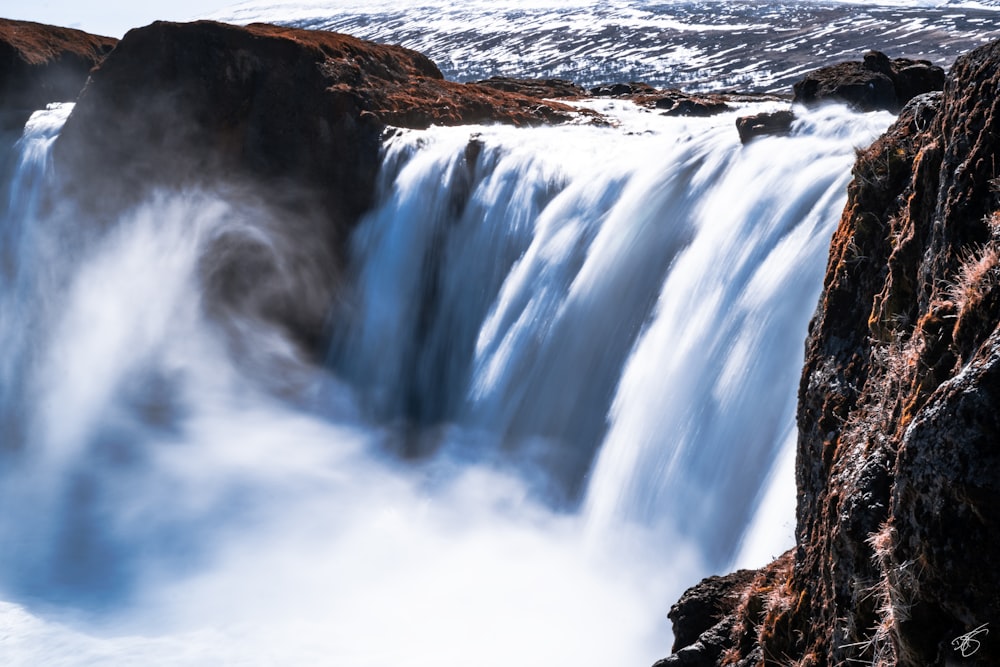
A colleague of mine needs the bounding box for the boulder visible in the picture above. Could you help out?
[0,18,116,131]
[735,109,795,143]
[793,50,944,112]
[892,60,946,105]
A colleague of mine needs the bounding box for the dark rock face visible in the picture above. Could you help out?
[653,568,758,667]
[51,20,579,359]
[735,110,795,144]
[0,18,116,131]
[670,569,757,651]
[782,48,998,661]
[793,50,944,112]
[657,38,1000,667]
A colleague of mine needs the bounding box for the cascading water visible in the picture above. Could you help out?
[333,101,895,567]
[0,98,891,665]
[0,104,74,449]
[584,106,894,569]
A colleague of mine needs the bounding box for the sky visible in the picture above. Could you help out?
[0,1,232,37]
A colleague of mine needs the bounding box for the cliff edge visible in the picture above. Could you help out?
[0,18,116,132]
[662,38,1000,667]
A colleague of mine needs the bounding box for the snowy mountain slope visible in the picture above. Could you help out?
[209,0,1000,90]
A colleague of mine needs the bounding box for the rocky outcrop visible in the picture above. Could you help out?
[653,568,759,666]
[54,20,576,212]
[0,18,116,131]
[590,80,791,121]
[644,89,733,117]
[658,38,1000,667]
[735,110,795,144]
[793,50,944,113]
[51,20,579,358]
[474,76,587,99]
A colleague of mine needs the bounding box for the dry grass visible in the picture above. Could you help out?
[721,553,801,666]
[947,242,1000,319]
[983,209,1000,238]
[841,523,924,665]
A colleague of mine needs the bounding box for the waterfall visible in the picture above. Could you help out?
[334,102,894,566]
[584,106,894,569]
[0,100,891,665]
[0,104,74,451]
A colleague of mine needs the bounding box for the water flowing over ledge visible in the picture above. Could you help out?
[0,97,890,664]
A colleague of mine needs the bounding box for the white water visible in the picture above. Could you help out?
[0,101,891,664]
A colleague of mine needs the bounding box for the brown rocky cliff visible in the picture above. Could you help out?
[662,39,1000,667]
[0,18,116,130]
[54,20,575,222]
[50,20,578,359]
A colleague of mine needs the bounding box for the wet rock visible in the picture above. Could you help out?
[591,83,777,120]
[793,49,944,112]
[59,22,575,186]
[650,89,732,117]
[54,20,579,219]
[735,109,795,143]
